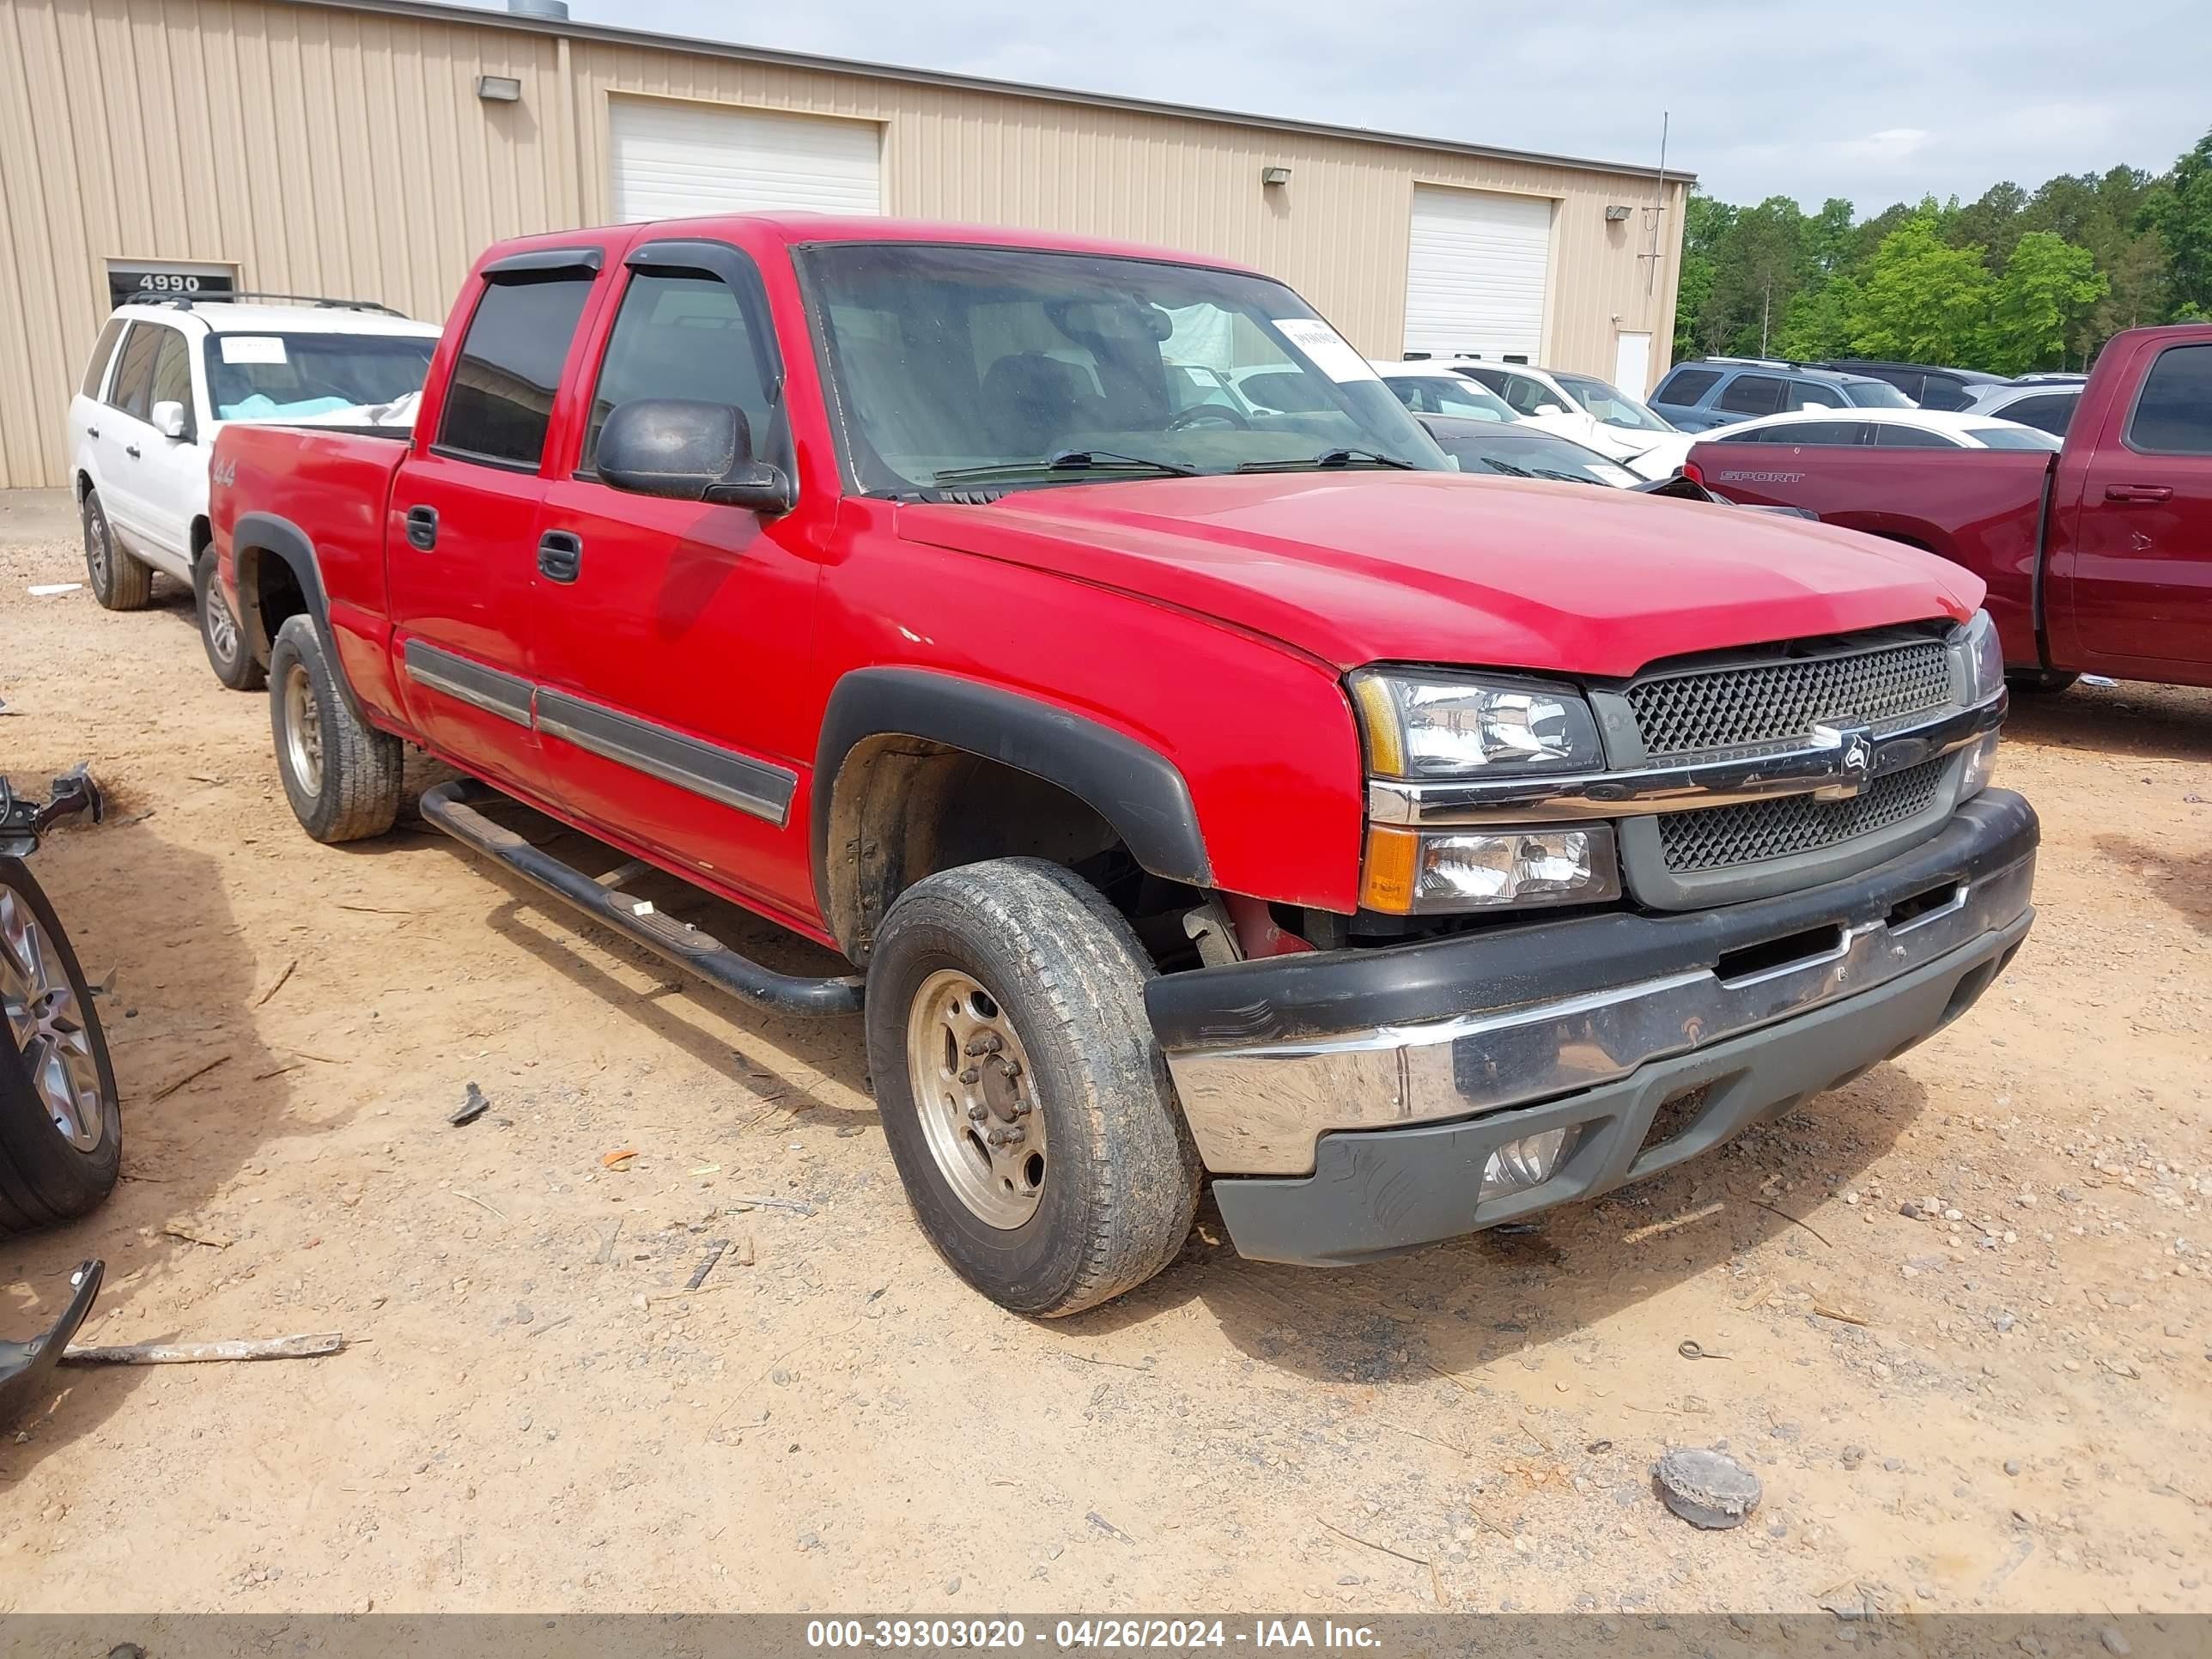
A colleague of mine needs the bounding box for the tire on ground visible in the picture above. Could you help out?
[0,856,122,1233]
[865,857,1201,1317]
[82,491,153,611]
[195,546,266,691]
[269,613,404,842]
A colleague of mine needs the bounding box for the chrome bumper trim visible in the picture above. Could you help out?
[1164,849,2033,1176]
[1366,692,2005,827]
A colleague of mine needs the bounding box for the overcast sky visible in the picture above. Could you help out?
[577,0,2209,216]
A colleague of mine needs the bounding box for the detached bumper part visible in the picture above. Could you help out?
[1147,791,2038,1267]
[0,1260,102,1428]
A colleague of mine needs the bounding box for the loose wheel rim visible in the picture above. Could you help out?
[283,661,325,796]
[85,513,109,586]
[0,883,106,1153]
[903,969,1046,1230]
[205,580,240,663]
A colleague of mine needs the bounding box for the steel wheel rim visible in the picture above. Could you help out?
[0,884,106,1153]
[904,969,1046,1230]
[205,580,240,663]
[85,513,109,586]
[283,662,324,796]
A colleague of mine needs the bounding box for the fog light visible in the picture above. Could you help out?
[1960,729,2000,797]
[1362,824,1620,914]
[1480,1127,1576,1202]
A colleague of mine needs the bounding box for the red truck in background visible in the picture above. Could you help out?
[1686,325,2212,694]
[210,215,2036,1316]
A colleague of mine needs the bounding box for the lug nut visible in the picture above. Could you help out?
[1003,1125,1025,1144]
[986,1127,1007,1147]
[1012,1100,1032,1117]
[967,1103,988,1122]
[964,1033,1003,1056]
[958,1066,980,1085]
[1000,1059,1023,1079]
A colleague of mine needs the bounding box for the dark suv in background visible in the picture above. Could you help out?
[1650,359,1911,430]
[1807,359,2012,411]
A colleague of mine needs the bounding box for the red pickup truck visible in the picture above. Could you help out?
[210,216,2037,1315]
[1685,324,2212,693]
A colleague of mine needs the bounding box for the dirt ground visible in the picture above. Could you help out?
[0,494,2206,1616]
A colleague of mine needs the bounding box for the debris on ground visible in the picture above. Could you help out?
[602,1149,638,1170]
[449,1082,491,1127]
[686,1239,732,1291]
[62,1332,344,1366]
[1653,1448,1764,1529]
[727,1195,816,1217]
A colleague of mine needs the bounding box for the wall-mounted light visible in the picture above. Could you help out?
[1260,165,1293,186]
[1604,204,1632,222]
[477,74,523,102]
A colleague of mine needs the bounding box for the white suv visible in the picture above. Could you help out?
[66,295,439,687]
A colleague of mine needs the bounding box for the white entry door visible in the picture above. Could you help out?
[1614,331,1655,397]
[1402,185,1553,361]
[610,98,882,222]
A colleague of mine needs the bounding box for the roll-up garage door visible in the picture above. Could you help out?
[1402,185,1553,361]
[609,98,883,222]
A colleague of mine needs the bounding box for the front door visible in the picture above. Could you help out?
[1614,331,1652,398]
[92,322,167,557]
[2064,339,2212,667]
[386,255,604,792]
[531,237,822,927]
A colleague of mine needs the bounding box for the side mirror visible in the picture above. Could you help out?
[152,400,189,441]
[1533,402,1565,416]
[597,398,793,516]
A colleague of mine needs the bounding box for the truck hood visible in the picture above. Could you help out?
[896,471,1984,678]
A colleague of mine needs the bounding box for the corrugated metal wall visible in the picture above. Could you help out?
[0,0,1685,489]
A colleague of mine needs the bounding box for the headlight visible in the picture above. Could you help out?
[1351,670,1602,780]
[1363,824,1621,914]
[1958,611,2004,706]
[1959,728,2001,798]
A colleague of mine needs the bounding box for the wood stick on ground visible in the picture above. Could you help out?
[1749,1197,1832,1248]
[726,1194,817,1217]
[62,1332,343,1366]
[150,1054,231,1103]
[1315,1516,1447,1607]
[1620,1200,1725,1244]
[686,1237,731,1291]
[453,1188,507,1221]
[254,957,298,1008]
[1811,1298,1872,1328]
[161,1222,234,1249]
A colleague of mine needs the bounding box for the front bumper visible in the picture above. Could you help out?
[1146,790,2037,1266]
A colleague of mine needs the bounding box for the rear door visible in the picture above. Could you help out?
[2066,339,2212,665]
[94,322,164,548]
[387,247,605,791]
[1713,373,1787,423]
[531,235,822,921]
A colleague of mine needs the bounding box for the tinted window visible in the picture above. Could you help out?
[1785,380,1849,411]
[439,273,597,466]
[2002,392,2075,436]
[1844,380,1915,408]
[1717,374,1786,416]
[1765,420,1868,446]
[80,319,127,398]
[1654,367,1722,405]
[1495,374,1559,416]
[1382,376,1513,422]
[1874,423,1960,448]
[2127,344,2212,455]
[149,327,193,430]
[584,269,780,471]
[107,323,161,419]
[1917,374,1974,411]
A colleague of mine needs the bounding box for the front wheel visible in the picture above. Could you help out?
[865,859,1200,1317]
[269,614,404,843]
[195,548,265,690]
[0,857,120,1232]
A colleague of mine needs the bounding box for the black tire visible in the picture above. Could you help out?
[195,547,266,691]
[269,613,404,843]
[0,857,121,1232]
[2007,669,2078,695]
[865,858,1200,1317]
[82,490,153,611]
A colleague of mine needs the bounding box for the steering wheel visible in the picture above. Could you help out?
[1167,404,1253,431]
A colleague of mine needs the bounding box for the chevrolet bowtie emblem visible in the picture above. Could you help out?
[1811,722,1877,799]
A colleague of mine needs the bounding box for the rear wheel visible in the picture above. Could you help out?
[195,547,265,690]
[0,857,120,1232]
[865,859,1200,1317]
[82,491,152,611]
[269,614,404,843]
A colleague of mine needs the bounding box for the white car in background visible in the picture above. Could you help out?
[65,295,439,688]
[1632,405,2065,478]
[1437,361,1681,471]
[1962,380,2081,438]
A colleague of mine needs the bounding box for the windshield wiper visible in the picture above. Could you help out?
[1234,447,1418,473]
[932,449,1197,484]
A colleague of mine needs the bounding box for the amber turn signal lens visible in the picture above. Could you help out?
[1360,824,1422,914]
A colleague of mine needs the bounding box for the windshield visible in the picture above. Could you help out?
[1967,424,2063,451]
[1427,427,1637,488]
[1553,372,1674,432]
[204,332,436,422]
[1843,380,1913,409]
[1381,374,1516,422]
[799,244,1449,492]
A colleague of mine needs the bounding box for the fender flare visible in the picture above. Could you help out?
[229,511,365,720]
[811,666,1212,927]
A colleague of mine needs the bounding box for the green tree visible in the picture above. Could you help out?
[1948,182,2029,269]
[1980,232,2107,373]
[1672,191,1733,361]
[2148,128,2212,315]
[1773,276,1857,361]
[1846,213,1993,362]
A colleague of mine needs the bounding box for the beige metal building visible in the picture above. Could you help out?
[0,0,1689,490]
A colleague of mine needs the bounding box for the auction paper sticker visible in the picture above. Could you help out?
[1272,318,1379,383]
[220,336,289,365]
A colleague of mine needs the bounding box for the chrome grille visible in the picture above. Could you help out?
[1629,639,1952,758]
[1657,757,1948,873]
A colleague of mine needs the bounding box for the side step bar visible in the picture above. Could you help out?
[418,779,866,1018]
